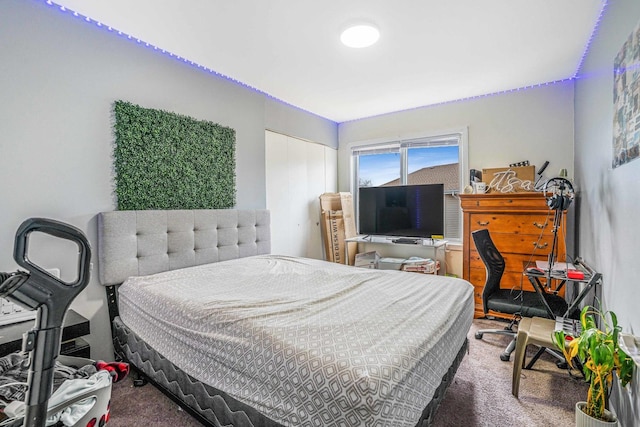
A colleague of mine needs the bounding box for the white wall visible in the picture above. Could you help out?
[337,82,576,264]
[0,0,337,360]
[574,1,640,424]
[338,82,575,194]
[575,0,640,335]
[265,98,338,149]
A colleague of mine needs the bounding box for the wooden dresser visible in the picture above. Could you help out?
[460,193,567,319]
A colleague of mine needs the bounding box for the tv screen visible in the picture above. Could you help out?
[358,184,444,238]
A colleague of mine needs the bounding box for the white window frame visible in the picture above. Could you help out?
[349,127,468,242]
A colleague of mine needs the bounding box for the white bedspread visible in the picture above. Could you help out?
[118,255,474,427]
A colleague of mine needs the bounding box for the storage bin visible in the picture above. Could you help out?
[0,355,115,427]
[378,257,406,270]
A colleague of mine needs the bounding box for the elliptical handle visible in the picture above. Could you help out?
[13,218,91,289]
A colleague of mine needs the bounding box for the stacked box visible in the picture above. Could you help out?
[355,251,380,269]
[321,210,346,265]
[402,259,440,274]
[320,193,357,265]
[378,257,406,270]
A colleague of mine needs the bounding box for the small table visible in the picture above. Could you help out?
[0,309,90,358]
[523,257,602,319]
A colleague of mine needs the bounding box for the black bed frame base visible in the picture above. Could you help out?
[129,367,216,427]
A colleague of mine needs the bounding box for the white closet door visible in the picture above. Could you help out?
[265,131,291,256]
[306,142,326,259]
[265,131,337,259]
[287,138,309,256]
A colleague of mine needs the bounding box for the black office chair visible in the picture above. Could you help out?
[471,229,569,361]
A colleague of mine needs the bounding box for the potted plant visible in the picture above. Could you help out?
[553,306,635,426]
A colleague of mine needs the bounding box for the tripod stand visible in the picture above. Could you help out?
[543,177,574,285]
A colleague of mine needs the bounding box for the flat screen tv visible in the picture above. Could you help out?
[358,184,444,238]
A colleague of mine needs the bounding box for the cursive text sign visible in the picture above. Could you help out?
[482,166,536,193]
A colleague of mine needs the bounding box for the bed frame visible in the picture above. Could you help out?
[97,209,467,427]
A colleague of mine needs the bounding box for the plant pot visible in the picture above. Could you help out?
[576,402,618,427]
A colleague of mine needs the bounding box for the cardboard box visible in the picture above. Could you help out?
[378,257,406,270]
[401,259,439,274]
[338,193,357,241]
[355,251,380,269]
[482,166,536,193]
[321,210,346,264]
[320,192,357,265]
[320,192,342,211]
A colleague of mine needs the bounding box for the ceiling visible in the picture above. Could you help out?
[51,0,605,123]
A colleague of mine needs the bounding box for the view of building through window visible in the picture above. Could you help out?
[354,142,462,239]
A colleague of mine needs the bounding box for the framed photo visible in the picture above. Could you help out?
[613,18,640,168]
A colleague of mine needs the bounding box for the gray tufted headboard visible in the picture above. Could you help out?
[97,209,270,286]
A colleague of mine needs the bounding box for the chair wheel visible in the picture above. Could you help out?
[500,353,511,362]
[475,332,483,339]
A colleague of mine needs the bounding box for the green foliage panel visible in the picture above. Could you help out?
[113,101,236,210]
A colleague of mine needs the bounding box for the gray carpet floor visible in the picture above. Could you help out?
[107,318,588,426]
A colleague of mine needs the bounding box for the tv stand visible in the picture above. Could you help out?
[345,235,447,275]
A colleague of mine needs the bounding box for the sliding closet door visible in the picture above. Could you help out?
[266,130,337,259]
[265,132,293,256]
[305,142,326,259]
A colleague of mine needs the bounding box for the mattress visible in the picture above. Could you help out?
[118,255,474,427]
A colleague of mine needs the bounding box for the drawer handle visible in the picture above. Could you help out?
[477,221,490,226]
[533,221,545,229]
[533,242,548,249]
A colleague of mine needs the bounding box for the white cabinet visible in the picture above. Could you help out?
[265,131,337,259]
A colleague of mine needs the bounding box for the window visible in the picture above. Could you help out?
[352,130,467,240]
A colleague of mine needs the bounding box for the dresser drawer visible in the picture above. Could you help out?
[470,251,550,273]
[470,232,560,256]
[460,194,549,210]
[469,213,555,234]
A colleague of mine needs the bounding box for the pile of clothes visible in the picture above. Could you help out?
[0,352,128,427]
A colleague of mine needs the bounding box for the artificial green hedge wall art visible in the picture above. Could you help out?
[113,101,236,210]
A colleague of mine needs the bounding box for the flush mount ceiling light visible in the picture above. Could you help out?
[340,24,380,48]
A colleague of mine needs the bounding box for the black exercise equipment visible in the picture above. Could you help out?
[0,218,91,427]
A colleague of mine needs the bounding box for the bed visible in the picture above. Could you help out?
[98,209,474,427]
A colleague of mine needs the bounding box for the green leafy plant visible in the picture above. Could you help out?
[553,306,635,421]
[113,100,236,210]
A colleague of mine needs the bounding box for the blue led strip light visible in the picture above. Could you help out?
[339,78,576,123]
[41,0,609,123]
[346,0,609,122]
[41,0,323,118]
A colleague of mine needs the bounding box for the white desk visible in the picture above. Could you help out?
[345,235,447,275]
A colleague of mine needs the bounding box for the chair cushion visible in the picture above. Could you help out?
[486,289,568,319]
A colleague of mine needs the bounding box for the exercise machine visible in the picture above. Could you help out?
[0,218,91,427]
